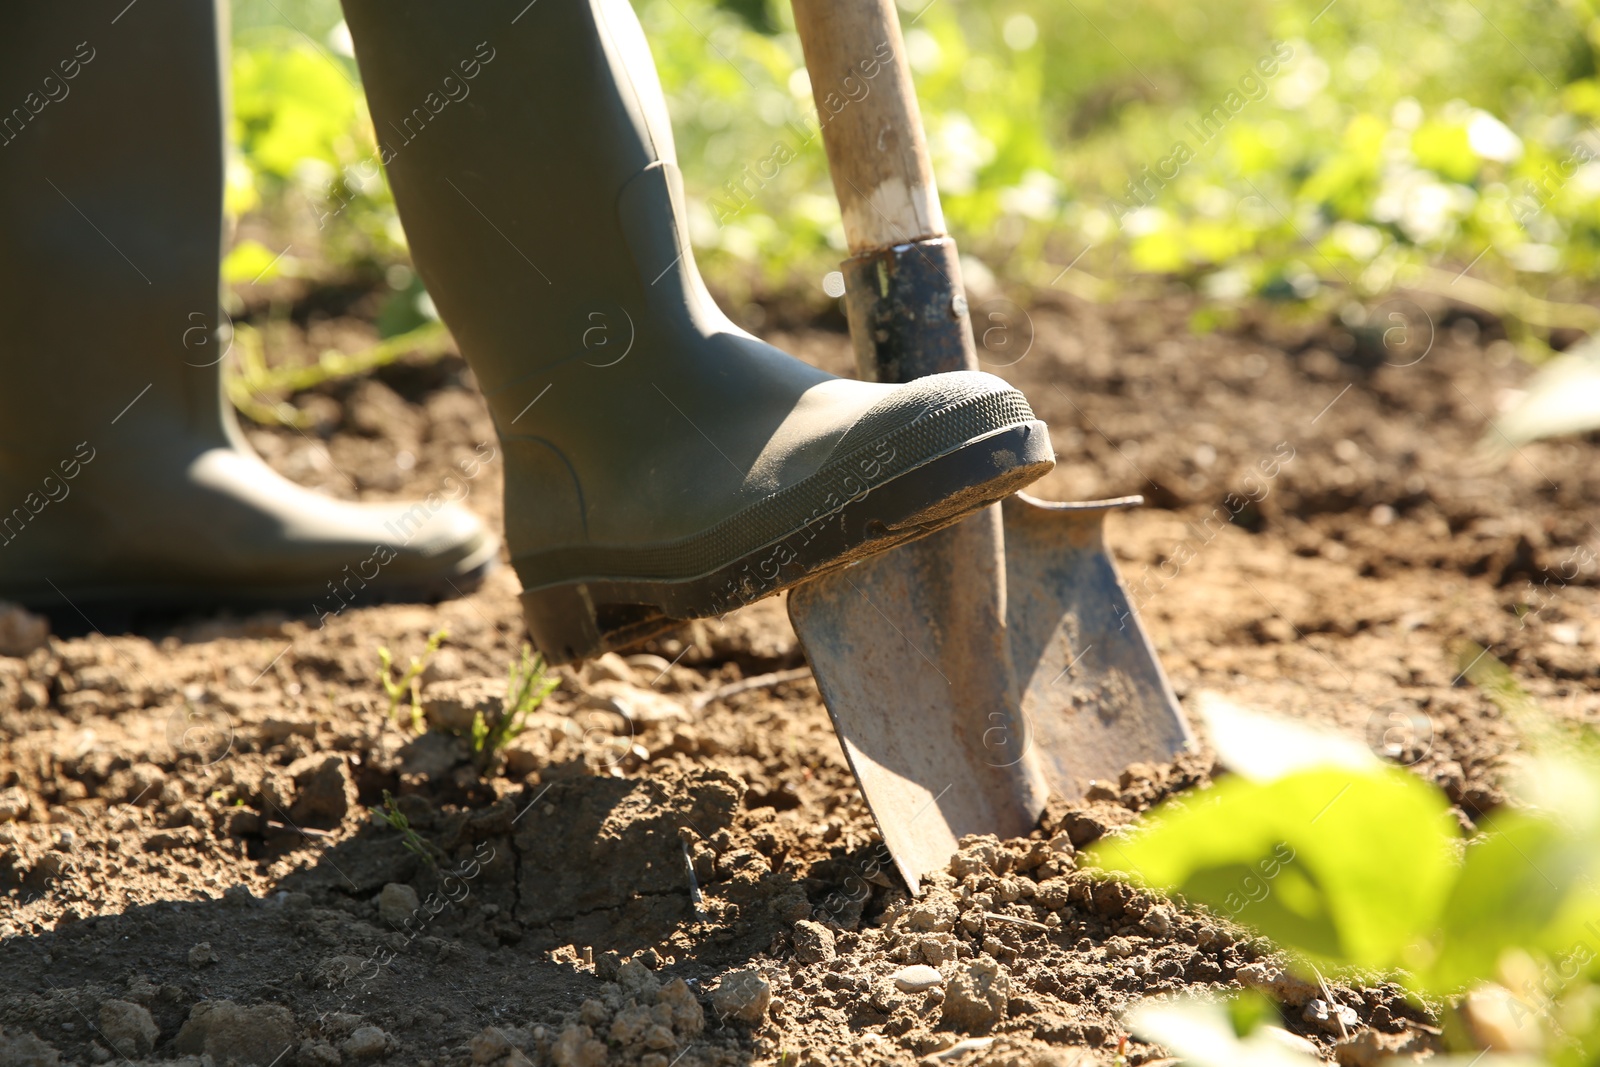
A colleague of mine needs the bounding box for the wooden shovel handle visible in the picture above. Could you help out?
[790,0,948,254]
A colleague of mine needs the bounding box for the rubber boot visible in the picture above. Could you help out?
[341,0,1054,662]
[0,1,498,622]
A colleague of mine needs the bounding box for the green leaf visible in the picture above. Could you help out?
[231,43,362,180]
[1226,989,1277,1037]
[1412,120,1479,183]
[1089,767,1457,971]
[1429,810,1593,991]
[221,239,288,285]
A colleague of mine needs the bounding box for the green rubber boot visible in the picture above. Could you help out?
[0,2,498,622]
[342,0,1054,662]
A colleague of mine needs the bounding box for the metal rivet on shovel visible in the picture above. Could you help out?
[789,0,1192,894]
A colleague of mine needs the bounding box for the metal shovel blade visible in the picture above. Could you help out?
[788,493,1191,893]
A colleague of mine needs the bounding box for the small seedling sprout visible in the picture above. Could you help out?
[470,644,561,772]
[377,627,448,735]
[379,789,436,868]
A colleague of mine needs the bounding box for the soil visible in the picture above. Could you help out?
[0,286,1596,1067]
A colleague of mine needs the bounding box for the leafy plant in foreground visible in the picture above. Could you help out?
[1090,675,1600,1064]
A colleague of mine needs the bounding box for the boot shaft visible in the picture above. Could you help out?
[340,0,720,428]
[0,1,231,463]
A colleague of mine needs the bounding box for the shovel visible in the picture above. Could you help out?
[787,0,1193,893]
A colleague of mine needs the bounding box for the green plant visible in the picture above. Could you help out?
[468,644,561,772]
[378,789,436,868]
[226,319,451,428]
[377,628,448,735]
[1088,670,1600,1064]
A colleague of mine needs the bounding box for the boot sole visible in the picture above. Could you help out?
[8,538,501,634]
[520,420,1053,663]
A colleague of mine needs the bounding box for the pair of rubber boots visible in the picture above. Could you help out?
[0,0,1052,662]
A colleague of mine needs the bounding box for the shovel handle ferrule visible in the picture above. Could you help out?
[841,237,978,382]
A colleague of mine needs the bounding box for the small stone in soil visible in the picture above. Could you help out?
[341,1025,390,1059]
[892,964,944,993]
[379,882,422,926]
[1304,997,1360,1034]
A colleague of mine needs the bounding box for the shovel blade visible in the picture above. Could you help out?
[1001,493,1192,799]
[788,507,1047,893]
[788,495,1190,892]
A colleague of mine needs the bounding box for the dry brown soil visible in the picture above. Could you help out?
[0,288,1596,1066]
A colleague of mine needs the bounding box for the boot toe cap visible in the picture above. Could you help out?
[830,370,1038,462]
[357,500,501,590]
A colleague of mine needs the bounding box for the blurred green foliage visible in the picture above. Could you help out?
[226,0,1600,312]
[1091,653,1600,1064]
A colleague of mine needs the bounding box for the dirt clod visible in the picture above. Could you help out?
[550,1025,607,1067]
[470,1025,532,1064]
[299,1040,343,1066]
[0,602,48,658]
[0,785,29,823]
[581,679,689,724]
[793,919,837,963]
[174,1000,296,1067]
[908,899,958,933]
[1139,904,1175,938]
[286,754,355,827]
[1237,961,1321,1008]
[1462,984,1544,1052]
[712,968,772,1025]
[1333,1028,1421,1067]
[941,957,1010,1032]
[97,999,157,1056]
[0,1031,58,1067]
[424,678,505,732]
